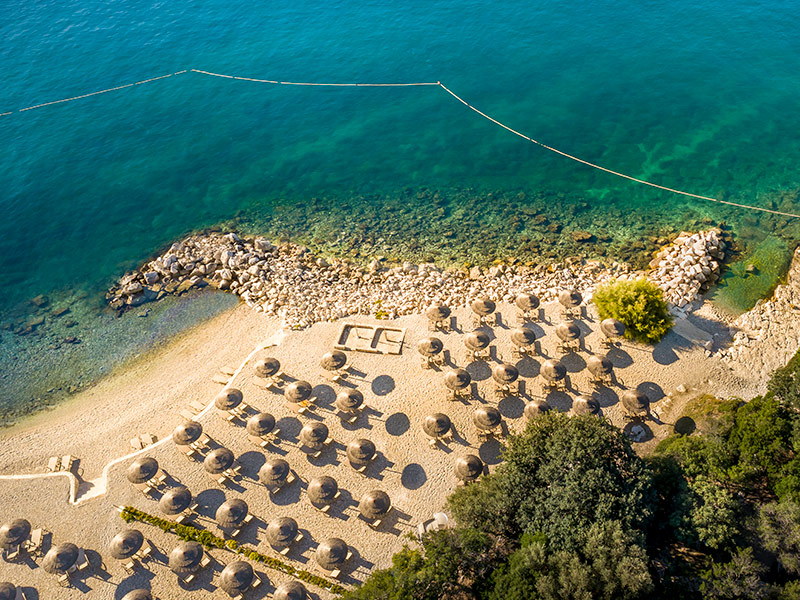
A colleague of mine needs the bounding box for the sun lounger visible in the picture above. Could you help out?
[121,557,137,573]
[179,409,198,421]
[178,573,195,585]
[75,548,90,571]
[200,555,211,569]
[220,366,236,376]
[141,433,157,446]
[57,572,70,587]
[4,544,20,561]
[180,445,200,459]
[135,540,153,561]
[129,437,144,450]
[26,528,43,556]
[190,400,207,412]
[47,456,60,472]
[212,373,231,384]
[59,455,74,472]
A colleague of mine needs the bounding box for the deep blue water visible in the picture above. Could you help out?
[1,0,800,418]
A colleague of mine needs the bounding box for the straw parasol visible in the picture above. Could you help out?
[308,476,338,505]
[126,457,159,484]
[219,560,254,596]
[417,337,444,357]
[300,422,329,449]
[556,322,581,342]
[0,584,16,600]
[524,399,552,420]
[492,363,519,384]
[246,412,276,437]
[600,318,626,338]
[258,458,291,487]
[266,517,298,547]
[423,413,451,438]
[540,359,566,382]
[510,327,537,347]
[320,350,347,371]
[470,297,496,316]
[254,357,280,377]
[173,420,202,446]
[274,581,308,600]
[473,406,502,431]
[285,380,312,402]
[159,487,192,515]
[426,304,451,322]
[558,289,582,308]
[347,439,376,464]
[0,518,30,549]
[121,590,153,600]
[315,538,348,571]
[169,541,203,574]
[335,389,363,412]
[216,499,248,528]
[109,529,144,560]
[515,293,540,311]
[215,388,243,410]
[42,542,79,574]
[204,448,234,474]
[444,368,471,391]
[587,354,613,377]
[456,455,484,482]
[464,331,490,351]
[572,395,600,416]
[621,390,650,415]
[358,490,391,520]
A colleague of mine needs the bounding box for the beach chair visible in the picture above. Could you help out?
[121,557,138,574]
[47,456,60,472]
[190,400,207,412]
[3,544,21,561]
[472,313,496,328]
[178,572,195,585]
[200,555,212,569]
[25,528,43,557]
[129,437,144,450]
[141,433,157,446]
[135,540,153,562]
[494,382,519,399]
[179,409,198,421]
[61,455,75,472]
[57,572,71,587]
[76,548,91,571]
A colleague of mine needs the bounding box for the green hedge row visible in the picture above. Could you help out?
[120,506,345,594]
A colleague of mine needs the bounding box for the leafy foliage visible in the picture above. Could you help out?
[700,548,769,600]
[769,349,800,411]
[593,278,673,343]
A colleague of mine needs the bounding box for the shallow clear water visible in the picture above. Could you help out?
[1,0,799,418]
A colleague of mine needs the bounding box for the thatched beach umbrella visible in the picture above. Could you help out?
[160,487,192,516]
[266,517,298,547]
[335,389,364,412]
[358,490,391,520]
[587,354,614,377]
[42,542,79,574]
[426,304,451,322]
[308,476,338,505]
[220,560,254,596]
[556,322,581,342]
[169,541,203,574]
[600,318,626,338]
[510,327,537,347]
[215,388,243,411]
[254,357,280,378]
[540,359,566,382]
[126,457,158,484]
[259,458,291,488]
[444,368,471,391]
[315,538,348,571]
[473,406,502,431]
[121,590,153,600]
[423,413,451,438]
[417,337,444,357]
[204,448,235,474]
[274,581,308,600]
[573,395,600,416]
[621,390,650,416]
[246,412,276,437]
[347,439,376,464]
[300,422,329,449]
[0,583,16,600]
[454,455,484,482]
[515,293,540,312]
[558,289,582,308]
[285,380,312,403]
[320,350,347,371]
[216,499,248,528]
[524,399,552,420]
[173,420,202,446]
[471,297,496,316]
[0,518,30,549]
[492,363,519,385]
[109,529,144,560]
[464,331,490,351]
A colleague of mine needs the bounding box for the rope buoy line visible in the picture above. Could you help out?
[2,67,798,219]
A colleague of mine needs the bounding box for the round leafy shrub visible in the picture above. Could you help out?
[593,278,673,344]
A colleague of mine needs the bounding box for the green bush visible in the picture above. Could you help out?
[593,278,673,344]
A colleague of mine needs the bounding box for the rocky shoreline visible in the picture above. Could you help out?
[106,229,728,329]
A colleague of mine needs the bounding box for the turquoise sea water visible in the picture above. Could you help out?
[1,0,800,420]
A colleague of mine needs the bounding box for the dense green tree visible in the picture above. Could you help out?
[769,350,800,411]
[688,476,741,551]
[757,501,800,577]
[700,548,768,600]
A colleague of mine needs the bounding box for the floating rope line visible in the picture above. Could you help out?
[1,67,798,219]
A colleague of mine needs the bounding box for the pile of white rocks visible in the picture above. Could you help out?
[107,232,635,329]
[648,229,726,314]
